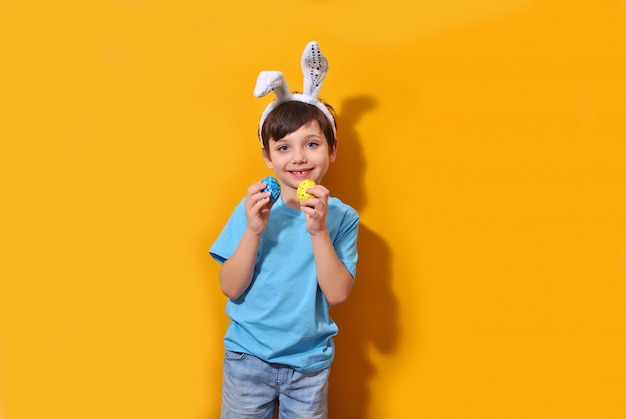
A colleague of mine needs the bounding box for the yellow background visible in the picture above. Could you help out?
[1,0,625,418]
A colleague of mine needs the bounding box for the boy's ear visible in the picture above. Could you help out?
[329,138,338,163]
[262,147,273,169]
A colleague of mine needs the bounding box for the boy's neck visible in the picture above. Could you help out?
[281,189,301,211]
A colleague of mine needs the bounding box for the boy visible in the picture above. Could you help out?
[210,41,359,418]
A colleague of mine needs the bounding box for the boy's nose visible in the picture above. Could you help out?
[292,151,307,163]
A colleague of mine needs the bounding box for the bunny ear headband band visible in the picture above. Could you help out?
[254,41,336,146]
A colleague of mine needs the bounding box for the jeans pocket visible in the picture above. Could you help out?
[224,350,246,361]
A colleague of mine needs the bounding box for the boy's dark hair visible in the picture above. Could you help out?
[261,100,337,151]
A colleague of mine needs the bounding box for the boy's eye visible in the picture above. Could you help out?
[276,145,289,152]
[306,141,319,148]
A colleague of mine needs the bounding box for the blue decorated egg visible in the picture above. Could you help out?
[261,176,281,202]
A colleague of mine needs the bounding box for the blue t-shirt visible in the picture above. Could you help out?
[210,196,359,373]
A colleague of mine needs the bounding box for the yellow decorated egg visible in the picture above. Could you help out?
[297,179,316,201]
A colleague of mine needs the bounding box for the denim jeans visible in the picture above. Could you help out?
[221,351,330,419]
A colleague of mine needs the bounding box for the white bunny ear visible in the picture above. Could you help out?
[301,41,328,97]
[255,41,335,146]
[254,71,290,101]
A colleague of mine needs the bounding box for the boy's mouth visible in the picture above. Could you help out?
[290,169,312,177]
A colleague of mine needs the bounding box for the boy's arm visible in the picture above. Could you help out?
[310,231,354,306]
[301,184,354,306]
[219,228,262,300]
[219,181,273,300]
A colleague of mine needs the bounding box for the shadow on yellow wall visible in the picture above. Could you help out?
[325,96,401,417]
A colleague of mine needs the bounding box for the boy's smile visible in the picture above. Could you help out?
[263,119,337,202]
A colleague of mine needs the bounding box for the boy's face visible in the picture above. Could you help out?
[263,119,337,195]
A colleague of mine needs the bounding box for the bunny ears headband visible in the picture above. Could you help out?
[254,41,336,146]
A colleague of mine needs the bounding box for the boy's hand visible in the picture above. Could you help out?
[245,181,275,235]
[299,184,330,235]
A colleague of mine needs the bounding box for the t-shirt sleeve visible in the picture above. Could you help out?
[334,206,360,280]
[209,199,247,264]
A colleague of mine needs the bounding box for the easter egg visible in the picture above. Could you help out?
[297,179,316,201]
[261,176,281,202]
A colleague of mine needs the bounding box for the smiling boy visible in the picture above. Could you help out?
[210,41,359,418]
